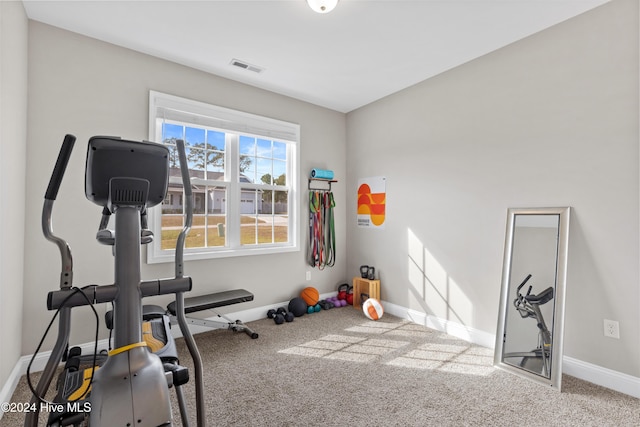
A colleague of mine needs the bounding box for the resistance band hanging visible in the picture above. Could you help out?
[307,176,336,269]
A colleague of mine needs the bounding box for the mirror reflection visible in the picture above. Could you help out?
[494,208,570,390]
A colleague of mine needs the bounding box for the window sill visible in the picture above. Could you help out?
[146,244,300,264]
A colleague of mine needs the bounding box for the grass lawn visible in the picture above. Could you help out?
[160,215,288,249]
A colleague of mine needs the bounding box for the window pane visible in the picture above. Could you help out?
[274,191,288,243]
[206,130,225,176]
[193,193,205,215]
[163,123,183,141]
[206,151,225,176]
[207,221,226,247]
[240,186,258,245]
[257,138,271,157]
[238,156,252,182]
[273,160,286,185]
[207,130,225,151]
[206,188,227,248]
[163,124,183,168]
[185,127,205,145]
[241,215,257,245]
[162,185,183,215]
[186,215,205,248]
[239,136,255,155]
[161,214,182,250]
[257,158,272,185]
[208,187,226,214]
[273,141,286,160]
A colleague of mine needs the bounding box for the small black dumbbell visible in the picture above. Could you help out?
[318,299,334,310]
[277,307,294,322]
[267,309,284,325]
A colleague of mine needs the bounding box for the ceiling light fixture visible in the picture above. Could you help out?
[307,0,338,14]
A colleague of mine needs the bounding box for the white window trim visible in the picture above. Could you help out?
[147,90,300,264]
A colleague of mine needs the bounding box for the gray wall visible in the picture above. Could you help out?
[4,0,638,389]
[346,0,639,377]
[23,22,347,353]
[0,1,28,392]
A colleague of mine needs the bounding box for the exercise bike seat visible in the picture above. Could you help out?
[524,286,554,305]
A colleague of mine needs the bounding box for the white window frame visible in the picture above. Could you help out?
[147,90,300,264]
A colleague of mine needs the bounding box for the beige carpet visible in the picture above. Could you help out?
[2,306,638,426]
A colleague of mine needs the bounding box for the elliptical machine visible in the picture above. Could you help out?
[503,274,554,377]
[25,135,206,426]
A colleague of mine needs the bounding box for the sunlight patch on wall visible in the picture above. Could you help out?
[407,228,474,327]
[408,228,425,298]
[447,277,473,325]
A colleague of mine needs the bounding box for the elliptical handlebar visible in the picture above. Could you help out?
[175,139,192,279]
[44,134,76,201]
[26,135,76,427]
[42,134,76,290]
[516,274,532,293]
[172,138,206,427]
[513,274,534,318]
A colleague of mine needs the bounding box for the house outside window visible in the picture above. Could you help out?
[147,91,300,263]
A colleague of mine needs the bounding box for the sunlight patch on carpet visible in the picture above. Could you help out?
[300,340,352,351]
[278,334,410,363]
[324,351,378,363]
[386,342,494,376]
[345,321,400,335]
[279,346,333,358]
[277,320,494,376]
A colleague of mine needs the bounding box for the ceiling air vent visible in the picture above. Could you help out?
[230,58,265,74]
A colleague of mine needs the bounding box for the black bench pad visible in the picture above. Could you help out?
[167,289,254,315]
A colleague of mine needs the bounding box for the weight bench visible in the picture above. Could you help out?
[166,289,259,339]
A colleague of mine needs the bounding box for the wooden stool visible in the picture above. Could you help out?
[352,277,381,309]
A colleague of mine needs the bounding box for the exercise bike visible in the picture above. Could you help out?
[25,135,206,426]
[503,274,554,377]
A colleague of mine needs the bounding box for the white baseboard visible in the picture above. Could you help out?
[382,300,640,399]
[563,356,640,398]
[0,361,25,418]
[2,297,638,419]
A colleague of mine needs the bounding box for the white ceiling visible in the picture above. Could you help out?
[22,0,609,113]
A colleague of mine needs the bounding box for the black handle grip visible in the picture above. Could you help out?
[516,274,532,293]
[44,134,76,200]
[176,139,192,197]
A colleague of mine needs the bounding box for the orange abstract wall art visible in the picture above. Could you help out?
[357,177,386,228]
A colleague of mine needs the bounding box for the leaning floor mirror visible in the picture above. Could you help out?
[494,207,570,390]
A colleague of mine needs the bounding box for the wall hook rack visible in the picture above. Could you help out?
[308,178,337,191]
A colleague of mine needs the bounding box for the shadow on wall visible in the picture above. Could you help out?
[407,228,473,331]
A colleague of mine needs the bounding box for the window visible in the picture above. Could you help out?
[147,91,300,263]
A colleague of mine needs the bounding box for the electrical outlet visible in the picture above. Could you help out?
[603,319,620,339]
[306,271,311,281]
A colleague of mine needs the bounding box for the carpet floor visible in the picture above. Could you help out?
[2,306,638,426]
